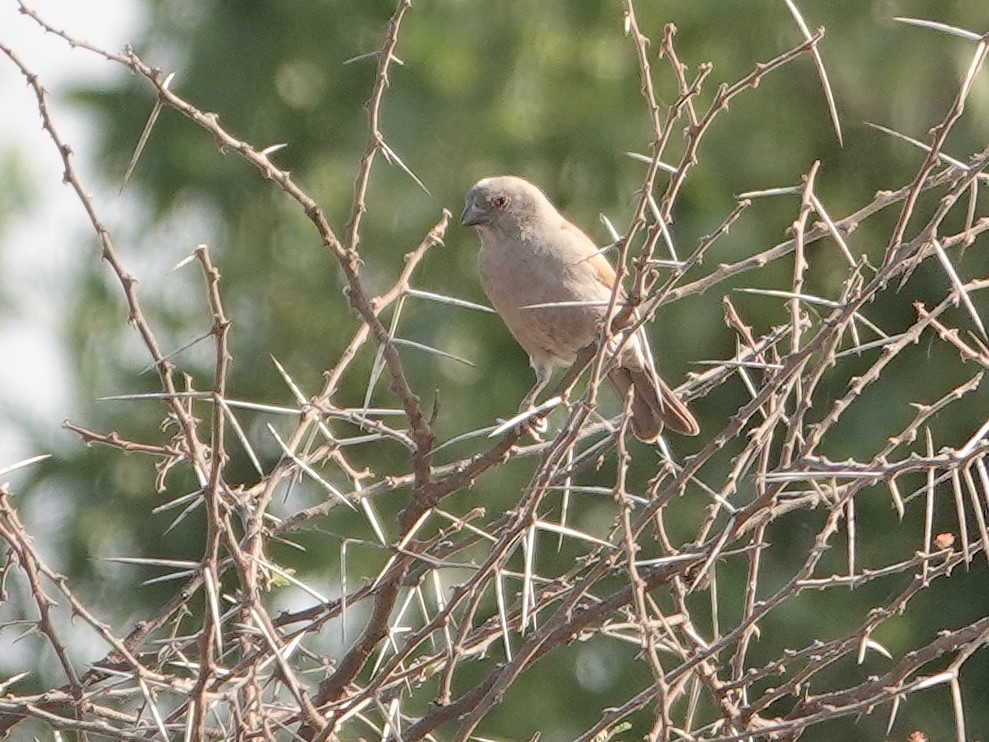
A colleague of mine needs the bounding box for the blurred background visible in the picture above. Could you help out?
[2,1,989,739]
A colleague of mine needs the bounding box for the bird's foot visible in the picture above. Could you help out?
[520,414,548,442]
[489,396,561,441]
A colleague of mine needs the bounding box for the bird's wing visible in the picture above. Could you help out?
[560,220,619,293]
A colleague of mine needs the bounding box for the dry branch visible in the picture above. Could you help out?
[1,2,988,741]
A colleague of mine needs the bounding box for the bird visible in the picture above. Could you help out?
[460,175,699,442]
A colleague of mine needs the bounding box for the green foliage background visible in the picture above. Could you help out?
[5,1,989,739]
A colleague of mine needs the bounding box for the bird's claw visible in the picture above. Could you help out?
[489,397,561,440]
[520,416,548,442]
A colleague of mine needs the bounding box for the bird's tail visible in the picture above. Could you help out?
[609,367,700,442]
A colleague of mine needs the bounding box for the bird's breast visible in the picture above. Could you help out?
[477,237,610,365]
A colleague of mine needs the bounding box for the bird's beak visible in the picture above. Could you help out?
[460,200,484,227]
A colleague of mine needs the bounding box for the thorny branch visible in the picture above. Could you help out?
[2,2,989,742]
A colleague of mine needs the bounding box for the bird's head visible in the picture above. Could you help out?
[460,176,554,235]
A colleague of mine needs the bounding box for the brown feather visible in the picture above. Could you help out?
[465,175,701,441]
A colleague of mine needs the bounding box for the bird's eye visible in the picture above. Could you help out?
[493,196,508,208]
